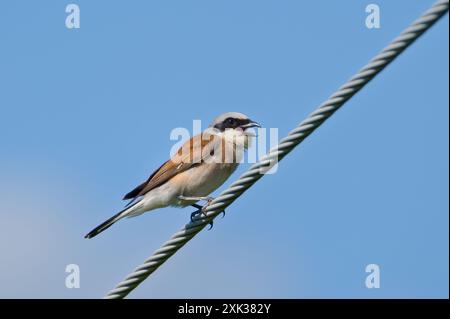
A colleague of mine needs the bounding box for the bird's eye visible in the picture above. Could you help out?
[226,118,236,126]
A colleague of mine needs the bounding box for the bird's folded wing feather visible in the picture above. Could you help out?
[123,133,219,201]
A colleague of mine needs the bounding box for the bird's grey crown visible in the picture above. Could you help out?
[209,112,252,132]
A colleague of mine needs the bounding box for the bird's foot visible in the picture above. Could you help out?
[190,208,214,230]
[188,196,215,221]
[188,196,223,230]
[190,208,205,222]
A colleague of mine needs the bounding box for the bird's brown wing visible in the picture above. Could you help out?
[123,133,218,201]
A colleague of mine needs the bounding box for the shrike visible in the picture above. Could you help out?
[85,112,260,238]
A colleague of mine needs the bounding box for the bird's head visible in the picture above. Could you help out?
[210,112,260,133]
[208,112,261,149]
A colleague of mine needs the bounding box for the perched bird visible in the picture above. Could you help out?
[85,112,260,238]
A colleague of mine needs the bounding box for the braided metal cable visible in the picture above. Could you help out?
[105,0,449,299]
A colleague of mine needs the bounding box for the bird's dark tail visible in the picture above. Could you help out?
[84,201,140,239]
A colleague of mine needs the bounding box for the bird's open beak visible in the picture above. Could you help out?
[241,120,261,130]
[241,120,260,137]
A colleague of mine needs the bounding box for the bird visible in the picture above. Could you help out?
[84,112,260,239]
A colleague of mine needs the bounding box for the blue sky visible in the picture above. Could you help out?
[0,1,448,298]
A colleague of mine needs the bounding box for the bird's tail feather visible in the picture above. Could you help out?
[84,201,142,239]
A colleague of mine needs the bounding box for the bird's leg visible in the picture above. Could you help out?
[180,195,214,220]
[188,203,211,222]
[181,196,223,227]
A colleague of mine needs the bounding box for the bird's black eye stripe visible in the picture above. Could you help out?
[226,117,250,127]
[214,117,250,131]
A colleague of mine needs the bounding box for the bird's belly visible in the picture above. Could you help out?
[181,163,238,198]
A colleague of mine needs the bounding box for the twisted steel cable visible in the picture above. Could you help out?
[105,0,449,299]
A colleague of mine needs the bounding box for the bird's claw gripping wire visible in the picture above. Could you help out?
[190,206,204,222]
[190,207,214,229]
[189,197,226,229]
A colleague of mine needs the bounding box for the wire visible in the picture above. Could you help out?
[105,0,449,299]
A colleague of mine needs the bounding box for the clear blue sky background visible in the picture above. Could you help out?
[0,1,448,298]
